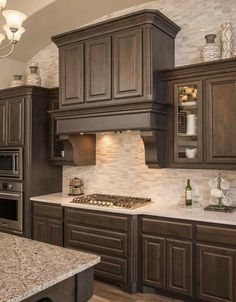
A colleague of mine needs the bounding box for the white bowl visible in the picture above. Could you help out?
[185,148,197,159]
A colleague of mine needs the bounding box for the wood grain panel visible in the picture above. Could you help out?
[141,217,193,240]
[95,255,127,282]
[60,43,84,107]
[113,28,143,99]
[65,224,127,257]
[196,244,236,302]
[86,36,111,102]
[205,77,236,163]
[32,216,48,243]
[0,102,6,146]
[48,219,63,247]
[65,209,128,232]
[142,235,165,289]
[7,98,24,145]
[166,239,192,296]
[196,224,236,247]
[33,203,63,219]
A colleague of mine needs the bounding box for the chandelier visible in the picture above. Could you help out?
[0,0,26,58]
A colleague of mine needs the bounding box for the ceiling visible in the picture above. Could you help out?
[1,0,152,62]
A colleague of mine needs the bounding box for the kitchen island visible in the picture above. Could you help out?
[0,232,100,302]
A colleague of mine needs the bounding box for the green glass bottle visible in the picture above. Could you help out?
[185,179,192,206]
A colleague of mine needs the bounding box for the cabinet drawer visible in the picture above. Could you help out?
[33,202,63,219]
[95,255,127,283]
[65,224,127,257]
[196,224,236,247]
[65,208,128,232]
[142,217,193,240]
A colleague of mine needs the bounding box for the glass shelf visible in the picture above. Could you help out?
[174,81,203,163]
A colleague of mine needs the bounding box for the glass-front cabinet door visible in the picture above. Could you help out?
[174,81,203,164]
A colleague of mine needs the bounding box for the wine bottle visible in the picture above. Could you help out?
[185,179,192,206]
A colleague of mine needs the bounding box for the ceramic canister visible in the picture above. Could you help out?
[200,34,220,62]
[221,22,234,59]
[186,114,197,136]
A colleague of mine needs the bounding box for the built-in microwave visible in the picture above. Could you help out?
[0,148,23,179]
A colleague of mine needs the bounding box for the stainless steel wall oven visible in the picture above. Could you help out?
[0,181,23,232]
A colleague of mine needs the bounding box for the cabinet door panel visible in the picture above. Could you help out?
[113,28,142,99]
[48,219,63,247]
[196,244,236,302]
[166,239,192,296]
[86,36,111,102]
[0,102,6,146]
[65,224,127,257]
[7,98,24,145]
[60,43,84,107]
[95,255,127,282]
[205,78,236,163]
[33,216,48,243]
[142,235,165,289]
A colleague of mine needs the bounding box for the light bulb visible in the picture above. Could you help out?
[2,10,26,30]
[0,0,7,10]
[0,33,5,45]
[3,25,25,42]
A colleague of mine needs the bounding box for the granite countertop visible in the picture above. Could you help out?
[30,192,236,226]
[0,232,100,302]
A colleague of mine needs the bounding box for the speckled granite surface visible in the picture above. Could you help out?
[0,232,100,302]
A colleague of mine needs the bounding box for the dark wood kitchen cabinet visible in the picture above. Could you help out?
[0,97,24,146]
[141,217,193,299]
[160,58,236,169]
[0,86,62,238]
[195,224,236,302]
[52,10,180,110]
[30,204,236,301]
[32,201,63,247]
[205,76,236,164]
[64,208,138,293]
[196,244,236,302]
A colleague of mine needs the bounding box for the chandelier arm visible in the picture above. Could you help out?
[0,40,14,51]
[0,43,15,58]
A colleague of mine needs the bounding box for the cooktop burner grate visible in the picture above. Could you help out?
[71,194,152,209]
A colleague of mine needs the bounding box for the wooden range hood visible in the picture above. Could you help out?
[51,9,180,168]
[51,100,170,168]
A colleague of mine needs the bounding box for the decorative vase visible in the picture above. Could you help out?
[221,22,234,59]
[26,63,41,86]
[200,34,220,62]
[11,75,23,87]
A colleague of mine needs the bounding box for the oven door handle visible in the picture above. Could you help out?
[0,192,21,198]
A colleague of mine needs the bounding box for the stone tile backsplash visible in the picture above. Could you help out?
[27,1,236,204]
[63,132,236,205]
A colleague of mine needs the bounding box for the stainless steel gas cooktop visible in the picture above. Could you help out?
[71,194,152,209]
